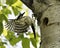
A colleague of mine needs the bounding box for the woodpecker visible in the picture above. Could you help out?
[5,13,36,38]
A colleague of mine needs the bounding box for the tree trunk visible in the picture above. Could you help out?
[21,0,60,48]
[40,4,60,48]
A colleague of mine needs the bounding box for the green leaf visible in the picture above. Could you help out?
[0,14,3,22]
[0,3,2,6]
[29,33,34,38]
[12,6,19,16]
[18,33,24,39]
[22,38,30,48]
[0,46,5,48]
[6,31,21,45]
[6,0,17,6]
[12,0,23,11]
[0,42,5,48]
[0,39,6,48]
[0,14,8,22]
[5,31,14,40]
[2,6,11,15]
[0,22,3,35]
[0,14,7,35]
[36,33,41,43]
[3,15,8,22]
[9,36,21,45]
[30,38,37,48]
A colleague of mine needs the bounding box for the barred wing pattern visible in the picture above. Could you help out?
[5,19,15,32]
[5,16,33,34]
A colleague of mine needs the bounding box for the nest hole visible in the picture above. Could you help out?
[43,17,48,25]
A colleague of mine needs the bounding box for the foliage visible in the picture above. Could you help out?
[5,31,22,45]
[6,0,17,6]
[22,38,30,48]
[0,39,6,48]
[0,0,40,48]
[12,6,19,15]
[0,22,3,35]
[30,38,37,48]
[0,42,6,48]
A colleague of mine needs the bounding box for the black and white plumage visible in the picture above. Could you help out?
[5,13,36,38]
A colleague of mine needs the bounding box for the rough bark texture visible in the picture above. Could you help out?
[40,4,60,48]
[21,0,60,48]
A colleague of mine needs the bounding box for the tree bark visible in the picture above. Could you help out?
[40,4,60,48]
[21,0,60,48]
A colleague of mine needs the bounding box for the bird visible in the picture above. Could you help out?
[5,12,36,38]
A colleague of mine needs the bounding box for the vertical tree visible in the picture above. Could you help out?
[21,0,60,48]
